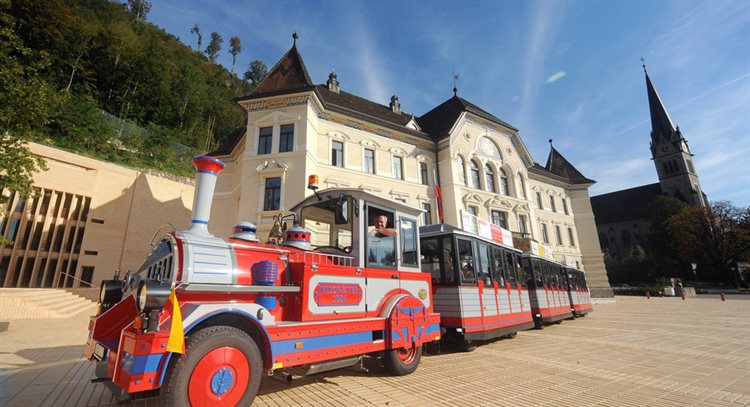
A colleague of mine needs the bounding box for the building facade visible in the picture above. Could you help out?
[0,143,195,288]
[591,66,706,258]
[209,38,611,295]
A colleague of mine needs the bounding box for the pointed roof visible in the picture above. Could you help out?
[543,144,595,184]
[645,69,676,141]
[241,40,314,99]
[417,95,517,140]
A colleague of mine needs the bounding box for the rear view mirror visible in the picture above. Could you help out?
[335,196,349,225]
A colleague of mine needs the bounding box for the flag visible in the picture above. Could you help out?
[166,288,185,354]
[435,183,444,223]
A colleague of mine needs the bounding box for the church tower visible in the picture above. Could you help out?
[645,64,706,206]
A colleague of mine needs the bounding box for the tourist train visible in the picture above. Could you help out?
[85,155,592,405]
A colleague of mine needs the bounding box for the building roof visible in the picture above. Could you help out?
[243,41,314,98]
[645,69,677,143]
[544,145,595,184]
[590,183,662,224]
[417,94,517,140]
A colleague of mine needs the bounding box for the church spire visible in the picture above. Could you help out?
[644,62,677,143]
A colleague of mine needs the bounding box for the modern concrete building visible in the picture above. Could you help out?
[0,143,195,289]
[208,37,611,295]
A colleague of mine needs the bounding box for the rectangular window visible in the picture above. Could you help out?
[568,227,576,247]
[491,210,507,229]
[263,177,281,211]
[517,215,527,235]
[541,223,549,244]
[562,198,569,215]
[457,238,475,284]
[392,156,403,180]
[364,148,375,174]
[536,192,543,209]
[279,124,294,153]
[467,206,478,216]
[258,127,272,155]
[555,225,563,245]
[400,218,418,267]
[421,203,431,226]
[419,163,428,185]
[331,141,344,167]
[549,196,557,212]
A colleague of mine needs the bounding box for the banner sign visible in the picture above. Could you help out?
[460,210,514,249]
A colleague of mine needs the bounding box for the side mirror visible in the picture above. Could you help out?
[335,196,349,225]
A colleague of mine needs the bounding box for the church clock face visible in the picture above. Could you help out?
[661,145,669,152]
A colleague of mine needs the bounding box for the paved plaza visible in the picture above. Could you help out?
[0,295,748,406]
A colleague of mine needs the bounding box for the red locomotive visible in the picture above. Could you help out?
[85,156,440,405]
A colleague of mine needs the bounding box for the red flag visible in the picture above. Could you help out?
[435,183,444,223]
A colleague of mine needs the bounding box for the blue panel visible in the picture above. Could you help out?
[271,331,372,355]
[122,352,164,374]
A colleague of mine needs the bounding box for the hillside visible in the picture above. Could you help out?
[2,0,260,176]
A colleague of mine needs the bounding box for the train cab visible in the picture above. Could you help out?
[419,224,535,351]
[564,267,593,317]
[521,254,574,328]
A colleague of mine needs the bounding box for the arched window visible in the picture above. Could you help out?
[485,165,496,193]
[457,155,466,184]
[470,160,481,189]
[499,168,509,195]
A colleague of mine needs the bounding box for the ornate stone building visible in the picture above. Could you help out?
[209,37,611,296]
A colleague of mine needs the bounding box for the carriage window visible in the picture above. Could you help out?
[400,218,418,267]
[519,256,530,288]
[457,239,475,284]
[300,197,353,252]
[505,251,518,288]
[477,243,492,286]
[492,247,506,286]
[420,237,441,284]
[533,260,544,288]
[442,237,456,285]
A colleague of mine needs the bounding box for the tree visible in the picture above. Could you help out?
[127,0,151,20]
[667,201,750,285]
[229,35,241,73]
[205,31,222,62]
[243,59,268,87]
[190,23,202,50]
[0,137,47,246]
[645,195,688,279]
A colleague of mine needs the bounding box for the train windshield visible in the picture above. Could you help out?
[300,196,353,252]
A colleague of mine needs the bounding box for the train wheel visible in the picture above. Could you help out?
[383,345,422,376]
[459,339,477,352]
[161,326,262,407]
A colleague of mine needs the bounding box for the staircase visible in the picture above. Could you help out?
[0,288,98,320]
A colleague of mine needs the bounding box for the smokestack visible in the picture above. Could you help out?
[185,155,225,236]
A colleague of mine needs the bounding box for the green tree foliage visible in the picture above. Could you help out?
[645,195,688,279]
[229,35,241,73]
[190,23,202,50]
[243,60,268,87]
[6,0,256,175]
[205,31,222,62]
[127,0,150,20]
[667,201,750,286]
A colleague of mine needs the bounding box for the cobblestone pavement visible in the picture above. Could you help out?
[1,295,748,406]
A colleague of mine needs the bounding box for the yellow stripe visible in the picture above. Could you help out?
[165,289,184,354]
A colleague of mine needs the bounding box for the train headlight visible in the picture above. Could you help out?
[135,280,171,314]
[99,280,125,305]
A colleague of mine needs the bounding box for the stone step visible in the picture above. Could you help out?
[0,288,97,320]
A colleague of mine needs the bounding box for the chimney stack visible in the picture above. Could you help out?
[185,155,225,236]
[390,94,401,114]
[327,71,340,93]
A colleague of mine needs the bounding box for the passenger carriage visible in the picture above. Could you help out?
[564,267,593,317]
[521,254,574,328]
[85,156,440,406]
[420,224,535,351]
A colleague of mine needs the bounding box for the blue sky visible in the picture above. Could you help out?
[147,0,750,207]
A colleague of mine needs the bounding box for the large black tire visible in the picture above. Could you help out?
[383,345,422,376]
[161,325,263,407]
[459,339,477,352]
